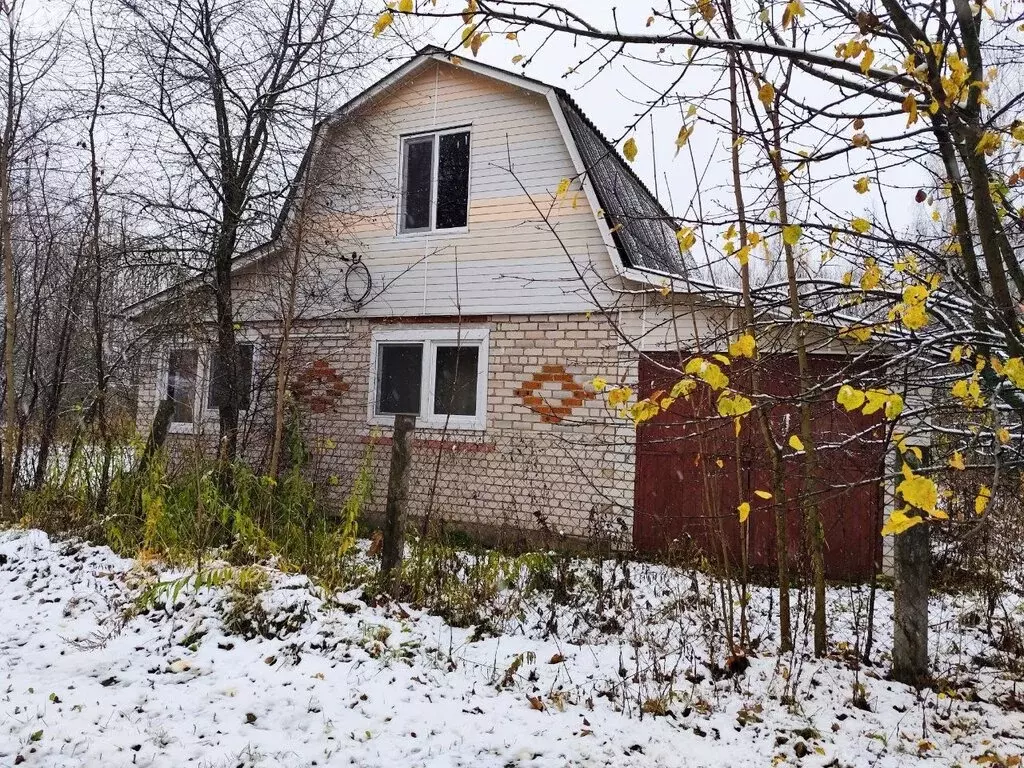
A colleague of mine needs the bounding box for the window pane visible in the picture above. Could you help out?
[433,345,479,416]
[166,348,198,424]
[436,132,470,229]
[402,138,433,231]
[208,343,254,411]
[378,344,423,415]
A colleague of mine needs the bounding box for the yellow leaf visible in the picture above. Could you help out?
[754,489,773,499]
[897,467,938,514]
[997,426,1011,444]
[630,399,660,426]
[729,333,756,359]
[676,227,696,252]
[860,47,875,74]
[948,451,965,470]
[372,11,394,36]
[860,258,881,290]
[781,0,805,28]
[670,378,698,399]
[881,507,924,536]
[511,54,524,64]
[715,458,724,469]
[686,358,729,390]
[851,217,871,234]
[591,376,608,393]
[862,388,890,415]
[1004,357,1024,387]
[758,82,775,107]
[469,32,489,56]
[675,123,694,151]
[884,393,904,419]
[735,245,752,266]
[902,93,919,126]
[840,325,873,343]
[738,502,750,523]
[789,435,804,451]
[398,0,413,11]
[555,178,571,198]
[607,386,633,407]
[782,224,802,246]
[854,177,869,194]
[975,131,1001,155]
[717,392,753,417]
[623,137,638,162]
[975,485,991,515]
[836,384,866,411]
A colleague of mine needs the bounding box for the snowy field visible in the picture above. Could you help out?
[1,529,1022,767]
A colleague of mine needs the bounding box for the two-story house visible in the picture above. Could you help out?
[129,48,885,577]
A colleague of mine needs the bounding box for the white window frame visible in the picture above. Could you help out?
[368,327,489,431]
[159,344,203,434]
[202,338,259,418]
[157,336,259,434]
[397,126,472,236]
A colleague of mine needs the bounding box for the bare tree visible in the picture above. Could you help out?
[114,0,378,484]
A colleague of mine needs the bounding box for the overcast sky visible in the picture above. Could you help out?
[383,0,946,290]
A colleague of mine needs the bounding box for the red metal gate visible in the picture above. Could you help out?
[633,354,885,580]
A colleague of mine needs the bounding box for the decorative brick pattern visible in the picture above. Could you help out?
[142,313,640,547]
[516,364,595,423]
[292,359,350,414]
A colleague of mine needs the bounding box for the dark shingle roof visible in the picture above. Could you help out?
[555,92,693,279]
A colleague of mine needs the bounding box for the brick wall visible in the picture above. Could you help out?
[137,313,638,547]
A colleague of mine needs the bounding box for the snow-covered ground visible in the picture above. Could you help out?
[1,529,1022,767]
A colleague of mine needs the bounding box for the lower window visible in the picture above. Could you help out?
[371,329,488,429]
[163,341,256,428]
[167,348,199,424]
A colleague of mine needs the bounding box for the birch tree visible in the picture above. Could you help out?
[387,0,1024,682]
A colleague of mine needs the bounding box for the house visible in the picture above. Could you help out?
[129,48,886,577]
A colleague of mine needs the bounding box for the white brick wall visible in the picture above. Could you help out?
[138,313,639,546]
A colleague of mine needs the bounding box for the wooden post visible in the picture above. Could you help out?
[382,414,414,586]
[892,522,930,686]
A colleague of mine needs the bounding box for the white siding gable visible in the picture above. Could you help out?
[237,60,622,320]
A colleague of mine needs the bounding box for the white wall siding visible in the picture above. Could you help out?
[235,60,623,320]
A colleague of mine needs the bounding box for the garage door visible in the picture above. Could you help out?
[634,353,886,580]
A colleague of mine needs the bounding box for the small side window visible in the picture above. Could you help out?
[436,132,470,229]
[207,343,255,411]
[166,348,199,424]
[401,137,434,232]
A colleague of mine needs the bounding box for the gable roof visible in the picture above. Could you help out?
[126,48,692,318]
[556,93,685,277]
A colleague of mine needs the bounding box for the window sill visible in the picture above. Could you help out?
[394,226,470,241]
[369,413,486,432]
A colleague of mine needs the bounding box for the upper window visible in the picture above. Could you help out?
[400,129,470,233]
[370,329,488,430]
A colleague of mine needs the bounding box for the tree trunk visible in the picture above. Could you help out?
[892,522,930,686]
